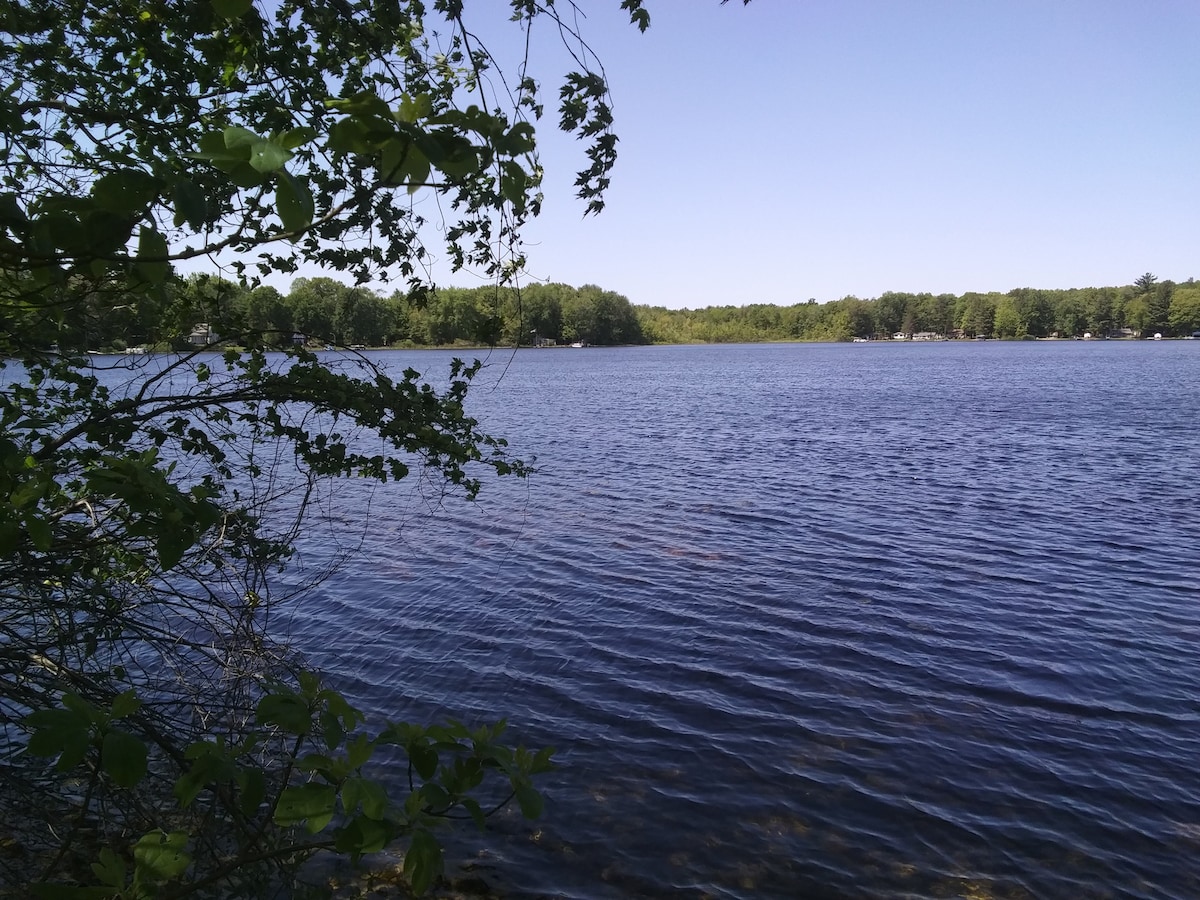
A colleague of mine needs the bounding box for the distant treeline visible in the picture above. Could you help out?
[643,275,1199,343]
[45,272,1200,351]
[48,277,645,351]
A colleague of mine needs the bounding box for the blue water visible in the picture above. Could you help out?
[287,341,1200,898]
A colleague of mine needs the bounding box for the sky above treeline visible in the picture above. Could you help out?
[202,2,1198,310]
[477,0,1199,310]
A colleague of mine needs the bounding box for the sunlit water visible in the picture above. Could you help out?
[279,342,1198,898]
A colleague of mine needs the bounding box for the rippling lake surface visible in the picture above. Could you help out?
[286,341,1200,899]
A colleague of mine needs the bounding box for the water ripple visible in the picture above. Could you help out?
[287,342,1200,898]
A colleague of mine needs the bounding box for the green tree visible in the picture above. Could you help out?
[0,0,668,893]
[423,287,493,345]
[1007,288,1053,338]
[873,291,909,336]
[241,284,294,346]
[1054,290,1088,337]
[1145,280,1173,336]
[955,292,998,337]
[386,288,417,344]
[518,283,567,345]
[339,286,397,346]
[838,296,874,339]
[1084,287,1118,336]
[1167,283,1200,335]
[1127,273,1167,337]
[563,284,645,345]
[288,277,344,343]
[993,296,1021,338]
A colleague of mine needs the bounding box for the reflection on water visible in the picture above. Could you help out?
[287,342,1200,898]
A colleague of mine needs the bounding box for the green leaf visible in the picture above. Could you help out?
[102,728,148,788]
[156,527,193,571]
[174,767,211,808]
[461,797,487,830]
[326,118,373,154]
[334,816,393,858]
[276,172,314,234]
[0,522,20,555]
[396,93,433,124]
[404,146,430,194]
[188,131,244,163]
[25,512,51,550]
[429,141,480,180]
[93,169,160,214]
[109,689,141,720]
[335,730,370,767]
[531,745,556,774]
[135,226,169,286]
[403,829,443,896]
[133,830,191,883]
[296,752,337,777]
[326,90,393,119]
[249,140,293,174]
[514,783,543,819]
[212,0,253,18]
[274,782,337,833]
[237,766,266,816]
[319,708,344,750]
[278,126,319,150]
[419,782,449,811]
[91,847,127,888]
[228,161,268,188]
[256,692,312,734]
[175,741,235,809]
[379,138,410,185]
[25,707,91,771]
[223,125,260,150]
[172,178,208,229]
[340,776,364,816]
[500,160,528,210]
[499,122,537,156]
[358,778,388,820]
[410,743,438,780]
[9,476,47,509]
[620,0,651,32]
[378,138,430,190]
[61,692,98,720]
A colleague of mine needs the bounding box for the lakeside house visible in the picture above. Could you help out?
[188,323,219,346]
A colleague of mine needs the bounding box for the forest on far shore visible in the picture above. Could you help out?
[53,271,1200,352]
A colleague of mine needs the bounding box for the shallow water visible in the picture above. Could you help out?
[287,341,1200,898]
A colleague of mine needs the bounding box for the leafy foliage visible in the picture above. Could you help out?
[634,279,1194,342]
[0,0,666,894]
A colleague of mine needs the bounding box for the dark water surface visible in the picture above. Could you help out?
[289,342,1200,899]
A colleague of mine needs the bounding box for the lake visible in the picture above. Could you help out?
[285,341,1200,898]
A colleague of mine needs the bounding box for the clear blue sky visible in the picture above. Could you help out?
[468,0,1199,309]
